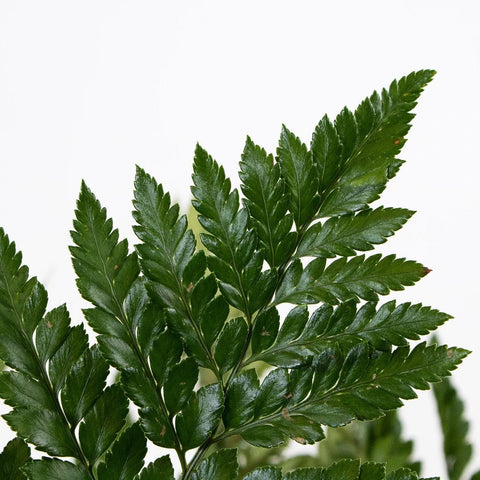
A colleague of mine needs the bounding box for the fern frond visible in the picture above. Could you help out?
[192,144,276,317]
[313,70,436,217]
[0,228,130,477]
[247,301,450,367]
[275,254,428,305]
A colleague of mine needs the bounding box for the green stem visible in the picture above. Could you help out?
[182,439,213,480]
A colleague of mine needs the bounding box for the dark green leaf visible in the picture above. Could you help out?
[82,307,125,338]
[97,423,147,480]
[0,438,30,480]
[360,463,387,479]
[387,469,419,480]
[121,369,158,410]
[166,310,212,369]
[282,460,360,479]
[22,459,90,480]
[133,167,199,316]
[223,369,259,429]
[296,208,414,258]
[192,144,264,316]
[0,319,40,380]
[0,231,41,379]
[136,456,174,480]
[79,384,129,465]
[214,317,249,374]
[243,466,281,480]
[277,125,320,227]
[61,346,109,427]
[275,255,428,305]
[322,459,361,479]
[276,305,309,345]
[198,294,229,348]
[273,411,325,445]
[241,424,286,448]
[22,282,48,337]
[95,333,141,372]
[164,357,198,414]
[136,304,167,356]
[298,343,469,424]
[247,300,450,368]
[176,383,224,450]
[254,368,289,418]
[433,373,472,480]
[240,136,296,267]
[149,330,183,387]
[4,408,77,457]
[35,305,71,364]
[70,182,139,317]
[0,371,54,411]
[313,70,436,217]
[48,324,88,392]
[191,449,238,480]
[139,405,176,449]
[0,228,36,326]
[251,307,280,355]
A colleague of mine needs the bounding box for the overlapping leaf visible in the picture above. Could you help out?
[221,342,467,449]
[136,456,175,480]
[70,181,139,317]
[240,137,297,267]
[247,301,450,367]
[0,70,468,480]
[133,166,205,314]
[275,254,427,305]
[133,167,222,375]
[0,228,130,477]
[296,207,413,259]
[0,438,30,480]
[192,144,277,317]
[70,184,187,455]
[433,372,473,480]
[312,70,436,217]
[277,126,320,229]
[97,423,147,480]
[242,459,436,480]
[309,411,420,473]
[190,449,238,480]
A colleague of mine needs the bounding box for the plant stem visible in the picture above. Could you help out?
[182,439,213,480]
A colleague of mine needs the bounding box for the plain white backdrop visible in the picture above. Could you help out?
[0,1,479,477]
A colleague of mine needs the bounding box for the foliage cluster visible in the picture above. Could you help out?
[0,70,475,479]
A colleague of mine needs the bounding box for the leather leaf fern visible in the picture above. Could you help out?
[0,70,471,480]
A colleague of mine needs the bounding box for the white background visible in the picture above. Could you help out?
[0,1,479,477]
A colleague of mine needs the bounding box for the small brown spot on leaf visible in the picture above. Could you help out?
[424,267,432,275]
[282,408,292,421]
[261,328,270,337]
[114,264,119,270]
[46,321,53,329]
[283,392,293,400]
[394,139,400,145]
[372,373,377,380]
[295,436,307,444]
[187,282,194,292]
[160,425,166,436]
[447,349,454,358]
